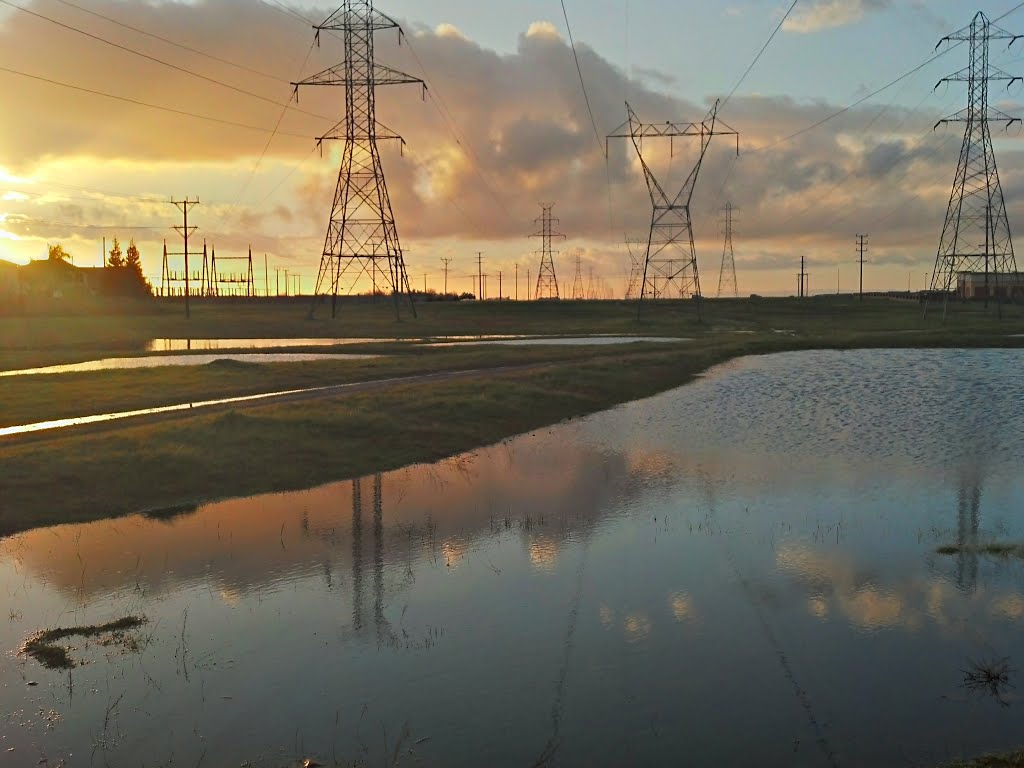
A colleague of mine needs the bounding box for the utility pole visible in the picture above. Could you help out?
[856,234,868,301]
[284,269,290,297]
[476,252,484,300]
[608,100,739,321]
[292,1,423,320]
[102,236,106,268]
[515,263,519,301]
[498,270,503,301]
[797,255,809,298]
[928,12,1019,320]
[441,257,452,296]
[170,197,200,319]
[423,274,427,294]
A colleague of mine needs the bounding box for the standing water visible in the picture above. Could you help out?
[2,349,1023,767]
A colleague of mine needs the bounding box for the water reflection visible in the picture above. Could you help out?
[3,349,1024,768]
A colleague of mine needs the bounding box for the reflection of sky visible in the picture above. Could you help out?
[3,349,1024,768]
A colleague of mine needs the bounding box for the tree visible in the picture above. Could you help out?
[125,239,142,277]
[48,244,71,262]
[107,237,124,268]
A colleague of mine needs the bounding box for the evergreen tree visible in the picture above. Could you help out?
[125,239,142,277]
[107,237,124,268]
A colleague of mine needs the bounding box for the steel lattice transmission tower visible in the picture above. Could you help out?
[608,100,738,320]
[532,203,564,300]
[928,12,1020,310]
[292,1,424,320]
[624,235,644,300]
[571,249,585,300]
[717,202,739,298]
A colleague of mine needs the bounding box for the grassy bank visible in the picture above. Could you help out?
[2,296,1023,537]
[3,294,1022,369]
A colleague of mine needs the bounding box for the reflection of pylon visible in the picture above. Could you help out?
[717,202,739,298]
[929,12,1020,314]
[532,203,564,299]
[571,249,584,300]
[292,1,424,320]
[608,100,739,319]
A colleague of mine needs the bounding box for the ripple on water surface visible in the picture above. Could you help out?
[2,348,1023,768]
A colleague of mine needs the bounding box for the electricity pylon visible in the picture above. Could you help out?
[608,100,738,320]
[717,202,738,298]
[292,1,424,320]
[928,12,1020,317]
[532,203,564,299]
[624,235,644,300]
[571,249,585,300]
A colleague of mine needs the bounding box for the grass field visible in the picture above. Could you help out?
[1,295,1023,536]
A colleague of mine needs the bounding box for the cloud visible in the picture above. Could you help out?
[0,0,1013,293]
[784,0,891,34]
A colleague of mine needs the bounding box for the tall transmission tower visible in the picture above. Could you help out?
[608,100,738,320]
[571,249,585,300]
[169,198,201,318]
[928,12,1020,314]
[624,235,644,300]
[717,202,739,298]
[292,1,425,320]
[531,203,564,300]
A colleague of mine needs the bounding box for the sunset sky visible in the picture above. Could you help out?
[1,0,1023,296]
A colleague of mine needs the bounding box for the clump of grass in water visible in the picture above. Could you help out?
[962,657,1014,708]
[935,542,1024,558]
[20,615,148,670]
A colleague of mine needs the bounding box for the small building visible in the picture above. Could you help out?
[957,271,1024,300]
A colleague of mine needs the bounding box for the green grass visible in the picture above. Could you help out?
[3,294,1022,369]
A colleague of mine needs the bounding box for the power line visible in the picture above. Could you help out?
[50,0,287,83]
[0,0,334,123]
[721,0,799,110]
[0,64,312,139]
[558,0,603,152]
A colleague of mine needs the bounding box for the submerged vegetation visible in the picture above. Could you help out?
[20,615,148,669]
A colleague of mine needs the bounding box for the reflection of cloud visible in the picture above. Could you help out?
[668,592,694,622]
[808,597,829,619]
[528,539,558,572]
[599,604,615,630]
[623,613,652,644]
[842,588,903,631]
[441,540,467,569]
[993,594,1024,621]
[219,586,242,607]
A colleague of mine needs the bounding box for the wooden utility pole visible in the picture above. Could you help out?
[856,234,868,301]
[170,197,200,318]
[476,252,484,300]
[515,263,519,300]
[264,255,269,297]
[441,257,452,295]
[498,270,503,301]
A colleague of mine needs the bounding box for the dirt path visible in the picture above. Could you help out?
[1,363,552,446]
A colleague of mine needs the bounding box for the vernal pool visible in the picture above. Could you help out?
[2,349,1023,767]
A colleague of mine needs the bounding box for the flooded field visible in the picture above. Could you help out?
[0,353,380,377]
[2,349,1023,767]
[425,335,688,347]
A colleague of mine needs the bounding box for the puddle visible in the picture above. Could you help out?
[426,336,689,347]
[146,336,527,351]
[0,353,380,377]
[3,348,1024,767]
